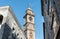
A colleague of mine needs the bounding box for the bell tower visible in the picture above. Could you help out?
[23,6,35,39]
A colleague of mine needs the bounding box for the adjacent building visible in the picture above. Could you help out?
[41,0,60,39]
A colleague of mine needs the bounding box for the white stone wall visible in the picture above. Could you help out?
[0,6,26,39]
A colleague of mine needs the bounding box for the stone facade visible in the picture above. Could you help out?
[23,7,35,39]
[41,0,60,39]
[0,5,35,39]
[0,6,26,39]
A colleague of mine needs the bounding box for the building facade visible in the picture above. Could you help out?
[0,6,35,39]
[23,7,35,39]
[0,6,26,39]
[41,0,60,39]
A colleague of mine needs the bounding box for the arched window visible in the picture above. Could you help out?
[0,15,3,24]
[12,28,15,30]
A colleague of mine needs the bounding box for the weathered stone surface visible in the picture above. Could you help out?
[0,6,26,39]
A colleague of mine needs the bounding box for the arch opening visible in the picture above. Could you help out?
[0,15,3,24]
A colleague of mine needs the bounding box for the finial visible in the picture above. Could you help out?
[28,2,30,8]
[28,0,30,8]
[27,2,32,10]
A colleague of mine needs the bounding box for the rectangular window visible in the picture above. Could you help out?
[51,14,54,30]
[43,22,45,39]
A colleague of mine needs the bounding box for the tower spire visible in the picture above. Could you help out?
[23,1,35,39]
[28,2,30,8]
[27,2,32,10]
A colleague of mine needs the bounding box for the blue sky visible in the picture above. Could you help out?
[0,0,44,39]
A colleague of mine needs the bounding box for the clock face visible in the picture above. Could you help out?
[29,17,32,21]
